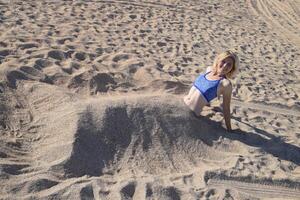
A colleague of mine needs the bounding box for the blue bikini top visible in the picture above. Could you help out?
[193,71,224,102]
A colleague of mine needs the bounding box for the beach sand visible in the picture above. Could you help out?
[0,0,300,199]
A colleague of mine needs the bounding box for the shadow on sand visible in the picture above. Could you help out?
[191,112,300,165]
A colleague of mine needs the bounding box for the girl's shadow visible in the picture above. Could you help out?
[188,111,300,165]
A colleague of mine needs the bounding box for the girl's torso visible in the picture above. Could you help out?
[193,71,224,102]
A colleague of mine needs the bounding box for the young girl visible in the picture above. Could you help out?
[184,50,239,131]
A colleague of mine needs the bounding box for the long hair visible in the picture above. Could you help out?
[212,50,239,79]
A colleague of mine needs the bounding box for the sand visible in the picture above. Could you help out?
[0,0,300,199]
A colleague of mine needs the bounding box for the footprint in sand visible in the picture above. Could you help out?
[74,51,87,61]
[47,50,66,61]
[120,182,136,200]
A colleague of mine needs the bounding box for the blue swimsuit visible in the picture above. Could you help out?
[193,71,224,102]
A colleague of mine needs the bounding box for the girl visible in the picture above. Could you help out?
[183,50,239,131]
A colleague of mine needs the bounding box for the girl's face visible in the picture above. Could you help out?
[216,56,234,76]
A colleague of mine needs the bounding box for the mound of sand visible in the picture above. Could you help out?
[36,95,248,178]
[0,81,299,199]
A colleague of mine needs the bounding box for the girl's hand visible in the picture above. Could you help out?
[226,126,232,132]
[225,122,239,133]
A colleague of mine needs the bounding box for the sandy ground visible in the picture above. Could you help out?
[0,0,300,199]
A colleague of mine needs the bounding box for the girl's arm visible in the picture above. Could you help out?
[222,81,232,131]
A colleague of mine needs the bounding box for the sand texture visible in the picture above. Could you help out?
[0,0,300,199]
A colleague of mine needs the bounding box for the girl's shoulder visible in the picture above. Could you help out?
[205,66,212,73]
[219,78,232,91]
[220,78,231,85]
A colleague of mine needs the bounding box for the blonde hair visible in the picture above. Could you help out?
[212,50,239,79]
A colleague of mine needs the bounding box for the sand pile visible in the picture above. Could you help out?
[1,0,300,199]
[36,95,249,177]
[1,81,300,199]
